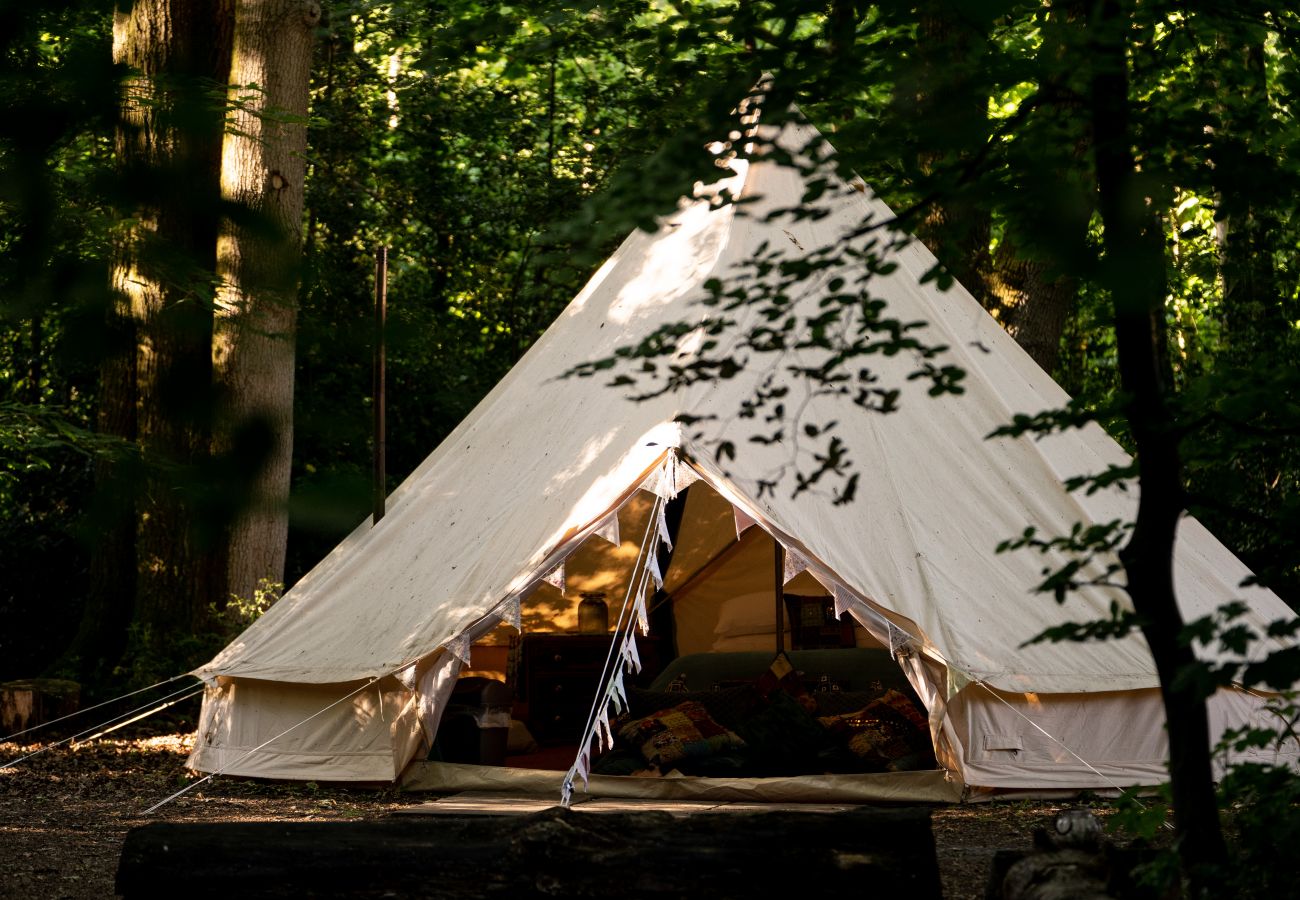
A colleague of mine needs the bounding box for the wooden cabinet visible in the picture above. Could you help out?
[512,634,665,745]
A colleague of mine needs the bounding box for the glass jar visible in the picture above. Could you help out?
[577,591,609,634]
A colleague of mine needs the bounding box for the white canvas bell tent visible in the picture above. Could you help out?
[187,114,1297,798]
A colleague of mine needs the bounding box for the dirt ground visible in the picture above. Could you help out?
[1,727,1097,899]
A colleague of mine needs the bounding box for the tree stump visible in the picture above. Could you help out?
[0,679,80,737]
[117,806,942,898]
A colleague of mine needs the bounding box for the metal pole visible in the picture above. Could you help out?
[373,245,388,524]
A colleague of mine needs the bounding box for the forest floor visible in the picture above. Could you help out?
[1,724,1113,900]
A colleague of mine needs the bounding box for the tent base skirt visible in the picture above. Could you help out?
[400,761,965,804]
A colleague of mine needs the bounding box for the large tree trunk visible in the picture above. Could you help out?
[1088,1,1227,892]
[212,0,319,605]
[69,0,233,682]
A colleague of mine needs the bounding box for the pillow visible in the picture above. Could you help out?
[713,592,789,637]
[709,633,782,653]
[818,690,934,771]
[812,688,886,718]
[617,701,747,769]
[627,685,763,732]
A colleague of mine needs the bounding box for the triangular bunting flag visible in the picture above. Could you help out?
[444,634,472,665]
[594,511,621,547]
[733,505,758,541]
[394,663,419,691]
[623,635,642,673]
[656,503,673,553]
[577,747,592,789]
[832,584,855,619]
[647,552,663,591]
[672,455,700,495]
[543,561,566,594]
[634,592,650,635]
[495,595,522,632]
[595,708,610,751]
[887,621,911,659]
[782,547,810,584]
[610,669,628,715]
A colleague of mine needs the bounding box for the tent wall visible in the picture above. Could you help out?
[186,677,423,782]
[943,684,1292,792]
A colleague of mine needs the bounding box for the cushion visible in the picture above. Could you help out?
[617,701,747,769]
[713,592,789,637]
[818,690,934,771]
[627,685,763,732]
[812,688,886,718]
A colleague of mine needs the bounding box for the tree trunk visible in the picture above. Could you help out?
[911,1,993,309]
[212,0,319,605]
[69,0,233,682]
[987,2,1092,378]
[987,247,1077,375]
[1088,1,1227,891]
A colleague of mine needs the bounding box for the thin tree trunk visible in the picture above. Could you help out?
[1213,30,1281,359]
[212,0,319,605]
[1088,1,1227,891]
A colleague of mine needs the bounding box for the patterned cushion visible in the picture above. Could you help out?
[627,685,763,731]
[818,690,933,771]
[618,701,747,769]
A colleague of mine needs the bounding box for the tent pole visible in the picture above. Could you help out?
[372,245,388,524]
[774,541,785,654]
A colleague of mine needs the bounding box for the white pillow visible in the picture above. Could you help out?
[710,633,784,653]
[713,592,789,637]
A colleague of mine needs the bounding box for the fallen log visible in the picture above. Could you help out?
[117,806,941,899]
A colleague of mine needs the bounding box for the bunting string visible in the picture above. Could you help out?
[562,456,679,806]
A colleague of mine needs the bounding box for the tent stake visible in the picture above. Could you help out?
[373,245,388,524]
